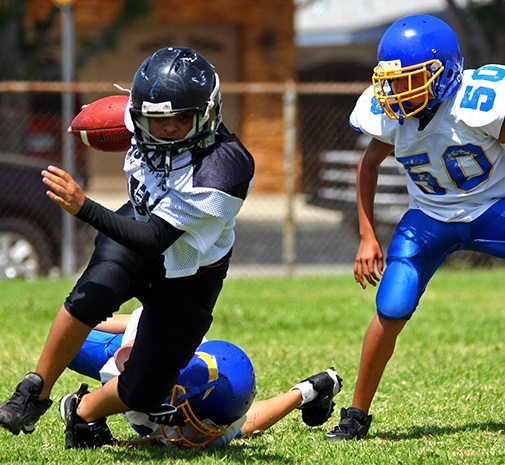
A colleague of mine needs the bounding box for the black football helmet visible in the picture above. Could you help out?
[128,46,222,174]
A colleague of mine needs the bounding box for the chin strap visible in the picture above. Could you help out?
[179,379,219,402]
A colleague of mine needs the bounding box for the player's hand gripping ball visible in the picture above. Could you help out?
[69,95,132,152]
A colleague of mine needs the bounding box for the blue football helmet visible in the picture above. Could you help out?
[162,340,256,447]
[127,46,222,174]
[372,14,464,121]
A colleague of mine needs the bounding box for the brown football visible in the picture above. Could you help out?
[69,95,132,152]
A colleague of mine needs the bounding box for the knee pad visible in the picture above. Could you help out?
[376,260,421,320]
[65,260,139,327]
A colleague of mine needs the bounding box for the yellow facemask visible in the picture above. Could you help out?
[372,58,443,120]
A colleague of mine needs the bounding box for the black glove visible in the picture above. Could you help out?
[148,403,185,427]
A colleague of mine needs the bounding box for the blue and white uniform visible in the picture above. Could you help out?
[351,65,505,319]
[70,308,245,448]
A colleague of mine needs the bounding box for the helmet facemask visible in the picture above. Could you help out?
[130,109,201,174]
[128,47,222,176]
[161,384,232,448]
[373,15,464,124]
[373,58,443,121]
[159,340,256,447]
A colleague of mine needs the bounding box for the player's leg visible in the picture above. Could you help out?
[327,209,462,440]
[67,329,123,381]
[0,204,152,435]
[469,198,505,258]
[333,199,505,442]
[63,255,231,444]
[344,314,405,425]
[116,260,230,414]
[34,308,92,400]
[36,232,150,399]
[0,247,140,435]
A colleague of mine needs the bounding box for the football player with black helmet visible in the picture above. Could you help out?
[66,308,342,448]
[128,47,222,175]
[326,15,505,441]
[0,47,255,449]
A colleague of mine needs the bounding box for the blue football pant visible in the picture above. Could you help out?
[377,198,505,320]
[67,329,123,381]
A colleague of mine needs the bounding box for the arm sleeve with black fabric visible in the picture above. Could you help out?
[76,197,183,256]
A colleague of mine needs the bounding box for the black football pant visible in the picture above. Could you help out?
[65,202,229,412]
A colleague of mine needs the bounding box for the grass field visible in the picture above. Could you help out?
[1,269,505,464]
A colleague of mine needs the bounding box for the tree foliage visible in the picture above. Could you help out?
[0,0,153,154]
[446,0,505,67]
[0,0,154,81]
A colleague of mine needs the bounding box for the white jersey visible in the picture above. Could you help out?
[350,65,505,222]
[99,308,243,448]
[123,128,254,277]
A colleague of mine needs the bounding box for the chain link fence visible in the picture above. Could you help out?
[0,81,500,279]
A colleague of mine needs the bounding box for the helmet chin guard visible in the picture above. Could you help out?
[161,385,233,447]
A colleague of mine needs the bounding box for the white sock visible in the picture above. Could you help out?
[290,381,317,406]
[290,369,341,407]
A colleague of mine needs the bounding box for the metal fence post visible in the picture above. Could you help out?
[59,2,77,276]
[283,81,297,275]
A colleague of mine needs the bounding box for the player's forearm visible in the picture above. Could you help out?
[356,164,379,240]
[76,197,183,256]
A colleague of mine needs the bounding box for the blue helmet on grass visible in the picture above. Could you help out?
[163,340,256,447]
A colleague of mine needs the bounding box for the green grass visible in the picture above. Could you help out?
[1,269,505,464]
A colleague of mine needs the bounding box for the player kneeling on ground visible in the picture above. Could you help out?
[64,309,343,448]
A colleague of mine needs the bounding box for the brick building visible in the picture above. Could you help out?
[27,0,297,193]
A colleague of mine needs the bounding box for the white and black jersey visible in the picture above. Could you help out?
[125,125,255,277]
[77,125,255,277]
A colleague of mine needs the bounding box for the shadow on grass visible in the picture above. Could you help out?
[85,441,297,464]
[375,421,505,441]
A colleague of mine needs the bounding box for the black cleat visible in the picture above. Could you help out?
[0,372,52,435]
[299,367,342,427]
[325,407,372,440]
[59,383,116,449]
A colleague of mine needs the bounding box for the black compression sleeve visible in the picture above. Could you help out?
[76,197,183,256]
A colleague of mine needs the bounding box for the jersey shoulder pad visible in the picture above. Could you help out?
[450,66,505,135]
[193,133,255,199]
[349,86,398,144]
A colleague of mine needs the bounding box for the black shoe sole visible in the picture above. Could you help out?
[0,419,37,435]
[0,421,21,435]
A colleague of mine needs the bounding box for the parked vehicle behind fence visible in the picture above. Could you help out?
[0,153,93,279]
